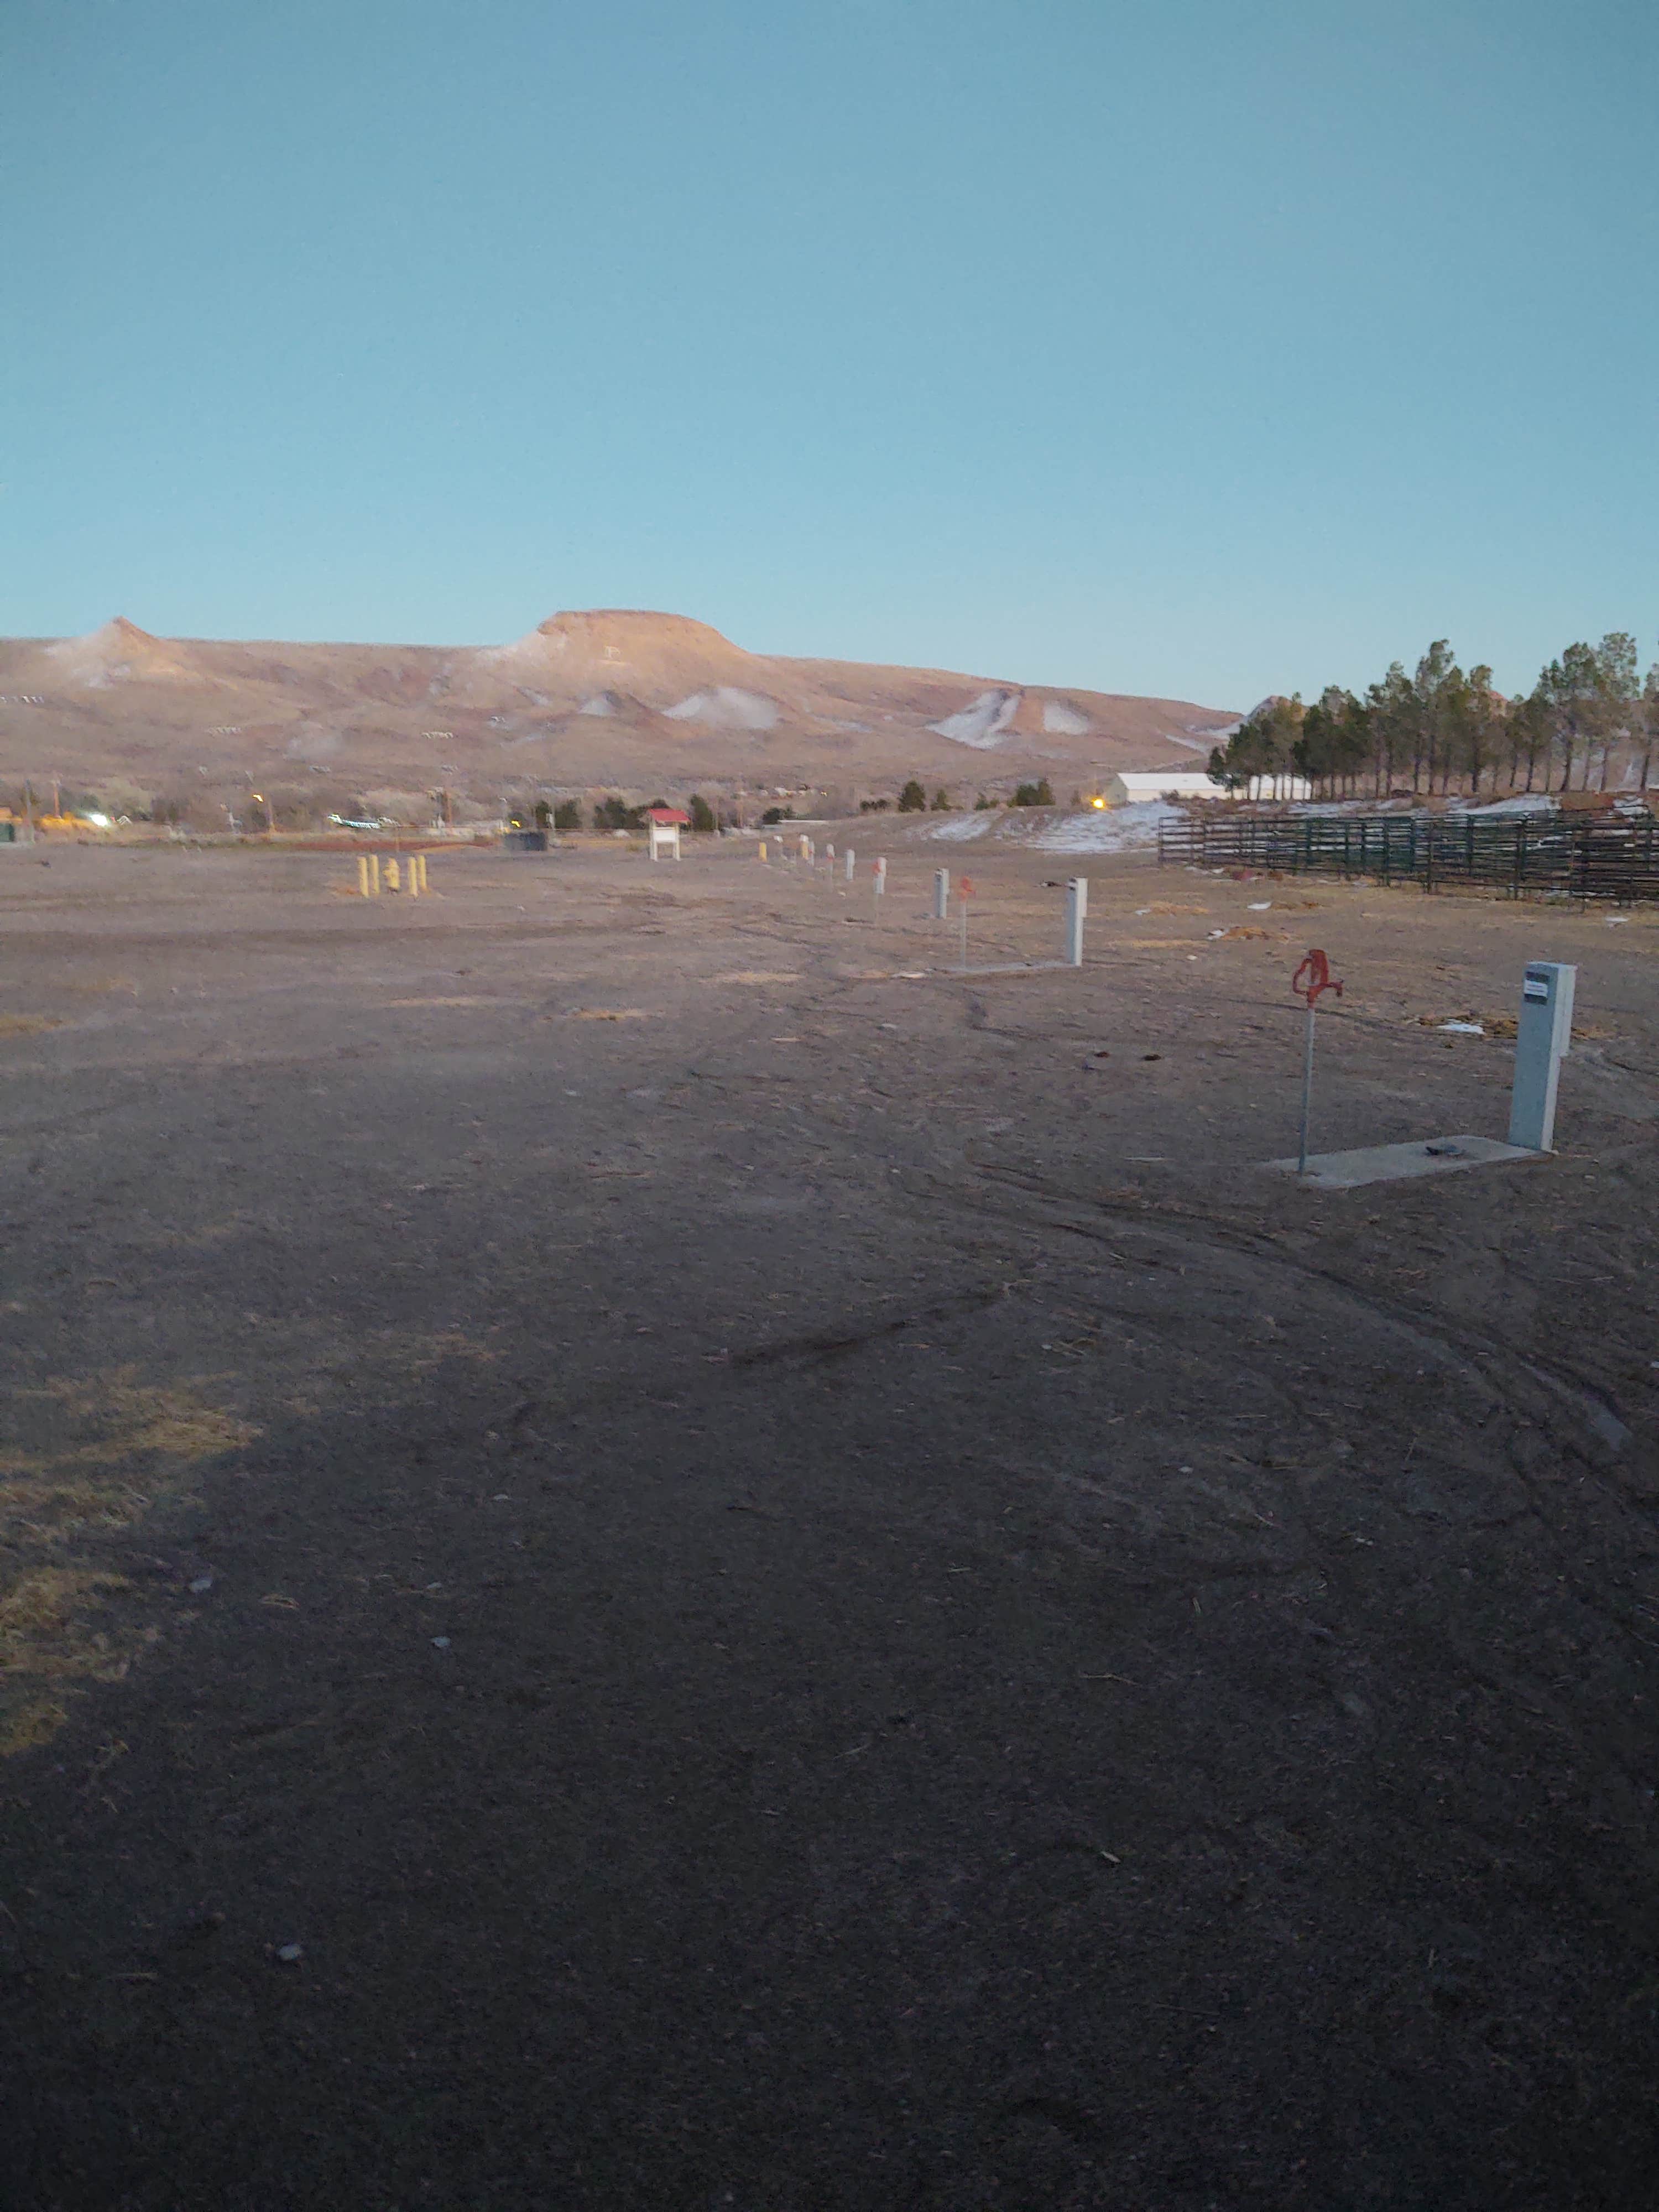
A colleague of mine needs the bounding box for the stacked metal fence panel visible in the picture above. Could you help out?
[1156,810,1659,901]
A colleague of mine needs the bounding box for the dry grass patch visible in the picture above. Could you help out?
[0,1372,258,1755]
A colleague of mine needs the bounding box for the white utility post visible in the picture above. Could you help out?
[844,848,855,883]
[873,857,887,903]
[933,868,950,920]
[1507,962,1577,1151]
[1064,877,1088,966]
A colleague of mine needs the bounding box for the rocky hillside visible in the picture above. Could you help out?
[0,609,1238,816]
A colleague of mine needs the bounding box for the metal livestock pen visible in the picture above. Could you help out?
[1156,810,1659,904]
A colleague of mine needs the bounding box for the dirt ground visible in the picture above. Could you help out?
[2,832,1657,2211]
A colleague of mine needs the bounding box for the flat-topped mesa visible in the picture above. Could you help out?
[534,609,742,654]
[469,607,802,724]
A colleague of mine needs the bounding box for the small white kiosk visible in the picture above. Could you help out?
[646,806,689,862]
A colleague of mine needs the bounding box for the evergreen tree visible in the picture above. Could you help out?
[1641,661,1659,793]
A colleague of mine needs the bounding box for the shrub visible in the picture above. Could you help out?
[593,795,643,832]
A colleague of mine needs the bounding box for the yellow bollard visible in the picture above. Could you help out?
[369,854,381,895]
[357,855,370,898]
[416,853,429,893]
[384,858,401,892]
[407,854,420,898]
[758,841,767,863]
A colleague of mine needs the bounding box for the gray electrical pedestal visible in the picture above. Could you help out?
[1507,961,1576,1152]
[1064,877,1088,967]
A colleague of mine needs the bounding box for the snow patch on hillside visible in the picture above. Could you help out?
[1041,701,1091,737]
[928,689,1020,748]
[663,686,779,731]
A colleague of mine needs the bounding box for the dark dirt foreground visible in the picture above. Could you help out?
[2,834,1657,2211]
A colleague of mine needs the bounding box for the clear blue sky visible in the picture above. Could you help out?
[5,0,1656,708]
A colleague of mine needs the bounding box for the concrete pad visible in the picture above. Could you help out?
[1264,1134,1546,1191]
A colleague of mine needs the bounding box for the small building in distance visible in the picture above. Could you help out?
[1104,769,1314,806]
[1105,770,1220,805]
[646,806,690,861]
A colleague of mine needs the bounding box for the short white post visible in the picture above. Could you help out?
[873,857,886,901]
[933,867,950,920]
[1064,876,1088,966]
[844,848,855,883]
[1507,962,1577,1151]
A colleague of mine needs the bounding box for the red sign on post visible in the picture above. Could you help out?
[959,877,975,898]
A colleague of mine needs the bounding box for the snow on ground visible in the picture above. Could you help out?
[921,802,1181,851]
[1026,801,1183,851]
[662,687,779,730]
[927,689,1020,748]
[1459,792,1557,816]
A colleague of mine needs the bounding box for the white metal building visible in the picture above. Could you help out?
[1104,769,1313,805]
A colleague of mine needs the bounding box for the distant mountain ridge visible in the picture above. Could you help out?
[0,608,1239,805]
